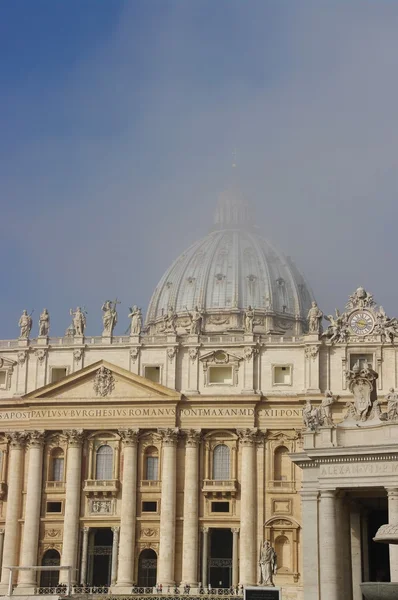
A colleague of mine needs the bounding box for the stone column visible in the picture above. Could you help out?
[201,528,209,587]
[237,429,258,585]
[319,490,339,600]
[0,529,4,573]
[115,429,139,589]
[335,493,352,600]
[80,528,89,585]
[17,431,45,589]
[387,488,398,582]
[300,490,319,600]
[158,428,179,585]
[59,429,84,585]
[0,433,27,589]
[232,528,239,587]
[111,527,120,586]
[181,430,201,586]
[350,503,362,600]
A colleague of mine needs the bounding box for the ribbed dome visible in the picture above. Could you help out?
[146,181,315,332]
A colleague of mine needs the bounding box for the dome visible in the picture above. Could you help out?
[146,180,315,335]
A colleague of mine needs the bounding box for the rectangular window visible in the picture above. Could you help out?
[208,366,233,385]
[145,366,160,384]
[350,354,373,369]
[0,372,6,388]
[273,365,292,385]
[52,458,64,482]
[211,501,230,513]
[51,368,67,383]
[46,501,62,513]
[146,456,159,481]
[142,501,157,512]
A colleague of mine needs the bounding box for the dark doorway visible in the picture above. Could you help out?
[138,549,157,587]
[368,507,390,582]
[89,528,113,586]
[209,529,232,588]
[40,549,60,587]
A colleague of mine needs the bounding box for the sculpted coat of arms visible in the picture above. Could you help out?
[93,366,115,397]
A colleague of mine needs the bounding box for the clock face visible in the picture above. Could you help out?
[349,310,375,336]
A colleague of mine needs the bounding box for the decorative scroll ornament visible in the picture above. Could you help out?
[17,351,27,366]
[167,347,177,362]
[345,361,378,422]
[6,431,28,447]
[184,429,202,447]
[27,430,45,448]
[237,428,259,446]
[93,366,115,397]
[304,345,319,360]
[73,349,83,363]
[141,528,158,537]
[188,348,198,362]
[130,347,140,363]
[244,346,258,361]
[34,349,47,364]
[63,429,84,446]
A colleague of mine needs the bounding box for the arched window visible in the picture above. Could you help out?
[96,445,113,480]
[274,446,290,482]
[50,448,64,482]
[144,446,159,481]
[275,535,291,572]
[138,549,157,587]
[212,444,230,480]
[40,549,60,587]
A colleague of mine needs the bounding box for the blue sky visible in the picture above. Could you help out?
[1,1,398,338]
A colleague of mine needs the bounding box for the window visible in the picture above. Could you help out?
[208,366,233,385]
[95,445,113,480]
[46,501,62,513]
[0,372,6,388]
[138,549,157,587]
[350,354,373,369]
[144,447,159,480]
[50,448,64,481]
[273,365,292,385]
[274,446,290,482]
[145,366,160,384]
[212,444,230,480]
[51,368,67,383]
[211,501,230,513]
[40,549,60,587]
[142,501,157,512]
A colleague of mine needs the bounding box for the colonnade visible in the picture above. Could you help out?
[0,427,262,593]
[301,487,398,600]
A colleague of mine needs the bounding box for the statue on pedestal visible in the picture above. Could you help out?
[386,388,398,421]
[38,309,50,337]
[244,306,255,333]
[69,307,86,336]
[129,305,142,335]
[163,305,176,334]
[18,310,33,339]
[307,301,323,334]
[101,300,119,336]
[188,306,203,335]
[259,541,277,586]
[319,390,336,426]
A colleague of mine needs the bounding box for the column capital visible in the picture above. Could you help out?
[6,431,28,448]
[26,430,45,448]
[184,429,202,447]
[158,427,179,447]
[319,489,337,499]
[201,527,210,534]
[237,428,259,446]
[386,487,398,497]
[300,489,319,501]
[231,528,240,534]
[118,428,139,446]
[82,527,90,534]
[63,429,84,447]
[112,526,120,534]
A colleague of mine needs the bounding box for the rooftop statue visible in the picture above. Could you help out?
[374,306,398,344]
[69,307,86,336]
[259,540,277,586]
[38,308,50,337]
[302,391,337,430]
[244,306,255,333]
[307,301,323,334]
[346,286,375,310]
[322,309,349,344]
[386,388,398,421]
[188,306,203,335]
[102,299,119,336]
[163,305,177,334]
[129,305,142,335]
[18,309,33,339]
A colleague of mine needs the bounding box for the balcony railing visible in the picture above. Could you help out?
[83,479,120,497]
[202,479,238,498]
[45,481,65,492]
[33,584,243,598]
[140,480,161,491]
[270,480,295,491]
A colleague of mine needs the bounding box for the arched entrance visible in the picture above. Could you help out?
[138,549,157,587]
[40,549,60,587]
[209,529,232,588]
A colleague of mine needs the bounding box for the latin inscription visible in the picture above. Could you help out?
[320,462,398,477]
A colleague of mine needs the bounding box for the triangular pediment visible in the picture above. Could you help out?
[23,360,181,401]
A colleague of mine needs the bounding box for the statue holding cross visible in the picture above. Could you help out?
[101,299,120,336]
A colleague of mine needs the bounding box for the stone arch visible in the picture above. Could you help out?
[40,548,60,588]
[137,548,157,587]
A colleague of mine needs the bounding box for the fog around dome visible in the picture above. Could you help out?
[146,180,315,335]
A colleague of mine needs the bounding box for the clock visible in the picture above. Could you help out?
[349,310,375,336]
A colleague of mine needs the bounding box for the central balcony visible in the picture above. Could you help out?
[202,479,238,498]
[83,479,120,498]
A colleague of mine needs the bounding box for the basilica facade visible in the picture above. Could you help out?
[0,181,398,600]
